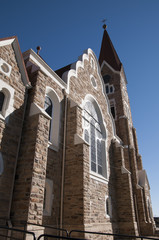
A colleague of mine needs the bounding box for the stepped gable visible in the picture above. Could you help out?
[99,28,122,71]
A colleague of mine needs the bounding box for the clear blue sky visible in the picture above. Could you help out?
[1,0,159,216]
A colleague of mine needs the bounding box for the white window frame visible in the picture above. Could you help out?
[0,58,12,77]
[43,178,54,216]
[45,86,61,151]
[109,99,117,120]
[90,75,97,89]
[105,195,112,218]
[105,84,114,95]
[0,79,15,122]
[82,98,107,180]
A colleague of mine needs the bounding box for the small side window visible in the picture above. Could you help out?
[105,84,114,94]
[106,85,109,94]
[43,179,54,216]
[110,100,116,120]
[106,196,112,218]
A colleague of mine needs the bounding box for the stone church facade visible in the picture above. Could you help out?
[0,28,156,238]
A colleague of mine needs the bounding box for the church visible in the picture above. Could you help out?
[0,25,156,238]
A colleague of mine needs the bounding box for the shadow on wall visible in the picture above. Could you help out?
[0,103,27,221]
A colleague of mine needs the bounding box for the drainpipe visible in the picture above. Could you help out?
[60,89,68,230]
[7,86,30,222]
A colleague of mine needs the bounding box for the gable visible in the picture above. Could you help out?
[0,36,30,88]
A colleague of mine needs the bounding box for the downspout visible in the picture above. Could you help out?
[7,86,30,222]
[60,89,68,230]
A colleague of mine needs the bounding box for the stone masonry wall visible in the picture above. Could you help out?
[62,53,119,235]
[0,44,26,220]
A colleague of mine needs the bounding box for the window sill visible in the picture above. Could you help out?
[90,171,108,184]
[48,141,59,152]
[0,113,5,121]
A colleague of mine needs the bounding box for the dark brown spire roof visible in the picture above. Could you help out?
[99,29,122,71]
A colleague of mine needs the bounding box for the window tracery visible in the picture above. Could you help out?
[83,100,107,178]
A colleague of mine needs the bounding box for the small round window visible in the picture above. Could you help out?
[91,77,97,88]
[1,63,9,73]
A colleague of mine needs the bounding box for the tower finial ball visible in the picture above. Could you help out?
[103,24,107,30]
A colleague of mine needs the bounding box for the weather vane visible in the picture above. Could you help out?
[102,19,107,29]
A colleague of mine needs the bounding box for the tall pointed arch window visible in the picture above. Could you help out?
[83,100,107,178]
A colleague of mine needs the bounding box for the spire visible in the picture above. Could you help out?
[99,25,122,71]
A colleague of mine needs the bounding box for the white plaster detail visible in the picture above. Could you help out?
[101,60,120,74]
[74,133,88,145]
[136,184,143,189]
[121,166,131,174]
[29,102,52,120]
[61,49,121,144]
[43,178,54,216]
[0,152,4,175]
[90,75,97,88]
[23,49,66,89]
[0,37,30,88]
[0,58,12,77]
[138,170,150,189]
[0,79,15,122]
[90,172,108,184]
[105,195,112,218]
[70,98,79,108]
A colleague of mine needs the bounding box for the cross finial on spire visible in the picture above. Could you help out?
[102,19,107,30]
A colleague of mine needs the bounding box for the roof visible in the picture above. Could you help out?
[99,29,122,71]
[0,36,31,88]
[55,64,72,79]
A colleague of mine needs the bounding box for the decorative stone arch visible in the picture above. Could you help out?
[45,86,61,150]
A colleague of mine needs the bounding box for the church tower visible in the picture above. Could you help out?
[99,24,155,235]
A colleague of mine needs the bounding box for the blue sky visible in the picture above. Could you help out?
[0,0,159,216]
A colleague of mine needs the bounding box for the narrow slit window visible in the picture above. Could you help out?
[44,96,53,140]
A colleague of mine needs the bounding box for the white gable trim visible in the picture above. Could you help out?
[101,60,120,75]
[0,37,31,88]
[23,49,67,90]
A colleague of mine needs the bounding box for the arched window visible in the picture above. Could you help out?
[44,96,53,140]
[83,100,107,178]
[44,87,61,150]
[44,96,53,117]
[0,80,14,122]
[0,91,5,112]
